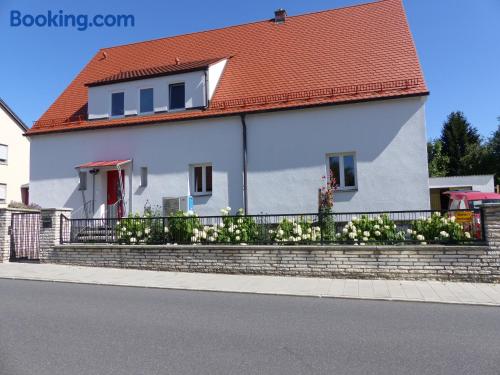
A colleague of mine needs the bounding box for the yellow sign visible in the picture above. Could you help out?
[454,211,473,223]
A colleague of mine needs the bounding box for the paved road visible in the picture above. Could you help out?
[0,280,499,375]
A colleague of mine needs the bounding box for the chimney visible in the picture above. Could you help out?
[274,8,287,24]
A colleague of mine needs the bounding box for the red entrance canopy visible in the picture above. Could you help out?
[76,159,131,169]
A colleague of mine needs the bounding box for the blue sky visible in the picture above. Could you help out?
[1,0,499,139]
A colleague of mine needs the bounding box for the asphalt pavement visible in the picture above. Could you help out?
[0,279,499,375]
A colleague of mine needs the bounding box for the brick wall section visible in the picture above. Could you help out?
[483,203,500,250]
[43,244,499,282]
[39,208,72,260]
[0,209,12,263]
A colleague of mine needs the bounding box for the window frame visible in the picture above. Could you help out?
[138,87,154,114]
[190,163,212,196]
[0,183,6,203]
[169,82,186,111]
[110,91,125,117]
[0,144,7,165]
[326,152,358,191]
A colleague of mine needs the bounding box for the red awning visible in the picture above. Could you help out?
[76,159,131,169]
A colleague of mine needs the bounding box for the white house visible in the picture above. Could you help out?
[28,0,430,218]
[0,99,30,206]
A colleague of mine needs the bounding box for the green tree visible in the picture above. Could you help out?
[484,121,500,185]
[427,139,449,177]
[440,111,481,175]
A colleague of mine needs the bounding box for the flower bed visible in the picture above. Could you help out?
[110,208,475,246]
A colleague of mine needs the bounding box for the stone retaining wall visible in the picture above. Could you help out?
[45,244,500,282]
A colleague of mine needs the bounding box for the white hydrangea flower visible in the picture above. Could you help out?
[450,216,456,223]
[406,228,413,235]
[130,237,136,244]
[342,227,348,234]
[465,232,471,239]
[191,236,197,242]
[208,236,215,242]
[416,234,425,241]
[348,232,356,239]
[235,229,241,235]
[278,229,284,236]
[201,231,207,239]
[235,236,241,242]
[144,228,151,235]
[374,230,381,236]
[374,224,380,230]
[226,206,231,212]
[228,227,234,233]
[127,231,132,236]
[363,231,370,237]
[237,218,244,224]
[137,231,142,237]
[193,228,199,236]
[362,237,368,241]
[164,226,169,233]
[352,216,358,221]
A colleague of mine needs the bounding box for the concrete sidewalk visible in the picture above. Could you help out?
[1,262,499,306]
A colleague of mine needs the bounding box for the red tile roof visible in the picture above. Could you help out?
[28,0,428,135]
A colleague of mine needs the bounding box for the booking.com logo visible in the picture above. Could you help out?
[10,10,135,31]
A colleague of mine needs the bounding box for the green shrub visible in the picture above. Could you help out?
[409,212,470,243]
[167,211,202,243]
[270,217,321,244]
[337,214,405,244]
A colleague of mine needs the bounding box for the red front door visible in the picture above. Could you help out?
[107,170,125,217]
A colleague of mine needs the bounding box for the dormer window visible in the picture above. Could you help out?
[169,83,185,110]
[111,92,125,117]
[139,88,154,114]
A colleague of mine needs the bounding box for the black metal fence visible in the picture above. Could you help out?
[60,209,485,245]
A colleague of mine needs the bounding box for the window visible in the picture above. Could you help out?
[78,171,87,191]
[327,153,357,190]
[140,88,154,113]
[111,92,125,116]
[140,167,148,187]
[191,164,212,195]
[0,144,7,164]
[0,183,6,203]
[169,83,185,110]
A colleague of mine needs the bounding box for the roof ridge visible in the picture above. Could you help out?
[99,0,385,51]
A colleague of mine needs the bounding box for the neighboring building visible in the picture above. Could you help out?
[429,175,496,210]
[0,99,30,207]
[28,0,430,218]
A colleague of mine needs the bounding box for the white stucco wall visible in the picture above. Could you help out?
[88,70,207,119]
[207,59,227,100]
[246,97,429,213]
[429,175,495,192]
[0,106,30,206]
[30,96,429,216]
[29,117,243,216]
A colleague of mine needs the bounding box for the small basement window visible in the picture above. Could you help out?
[327,153,357,190]
[169,83,185,110]
[140,88,154,114]
[191,164,212,195]
[0,144,7,164]
[78,171,87,191]
[0,183,6,203]
[111,92,125,116]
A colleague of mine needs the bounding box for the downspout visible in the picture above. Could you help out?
[240,114,248,214]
